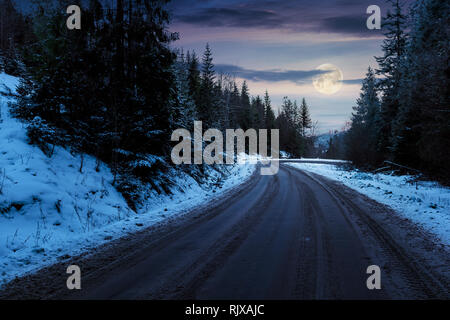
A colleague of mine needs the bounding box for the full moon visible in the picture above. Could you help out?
[312,64,343,95]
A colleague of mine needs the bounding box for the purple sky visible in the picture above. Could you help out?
[12,0,407,133]
[167,0,395,133]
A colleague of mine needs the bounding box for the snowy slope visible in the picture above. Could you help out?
[0,73,256,286]
[288,163,450,245]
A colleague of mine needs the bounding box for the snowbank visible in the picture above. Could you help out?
[281,158,350,163]
[287,163,450,245]
[0,73,256,285]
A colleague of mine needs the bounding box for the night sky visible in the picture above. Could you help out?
[12,0,403,133]
[167,0,395,133]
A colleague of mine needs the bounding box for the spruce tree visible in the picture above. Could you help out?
[239,81,252,130]
[198,43,219,127]
[375,0,408,159]
[14,0,178,191]
[0,0,32,75]
[252,95,265,130]
[299,98,312,138]
[264,90,276,129]
[186,51,201,112]
[392,0,450,178]
[229,82,241,128]
[277,97,302,156]
[345,67,381,166]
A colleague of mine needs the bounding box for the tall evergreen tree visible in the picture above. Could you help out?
[239,81,252,130]
[264,90,276,129]
[299,98,312,137]
[14,0,178,190]
[375,0,408,158]
[228,82,241,128]
[184,51,199,105]
[276,97,302,156]
[252,95,265,130]
[345,67,381,166]
[198,43,219,127]
[170,53,197,130]
[0,0,33,75]
[392,0,450,178]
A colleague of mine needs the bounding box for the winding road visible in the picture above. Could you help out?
[1,164,448,299]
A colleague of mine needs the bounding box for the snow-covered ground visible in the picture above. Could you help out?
[287,163,450,245]
[281,158,350,163]
[0,73,255,286]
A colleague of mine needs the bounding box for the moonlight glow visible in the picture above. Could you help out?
[313,64,343,95]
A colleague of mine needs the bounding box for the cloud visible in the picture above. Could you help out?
[215,64,327,84]
[319,15,378,36]
[171,0,386,37]
[341,79,363,85]
[215,65,364,86]
[176,8,285,28]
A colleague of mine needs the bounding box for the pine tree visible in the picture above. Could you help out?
[186,51,201,111]
[252,95,265,130]
[345,67,381,166]
[299,98,312,137]
[392,0,450,178]
[170,54,197,130]
[239,81,252,130]
[0,0,32,75]
[264,90,276,129]
[276,97,302,156]
[14,0,178,189]
[201,44,215,84]
[229,82,241,128]
[198,43,219,127]
[375,0,408,159]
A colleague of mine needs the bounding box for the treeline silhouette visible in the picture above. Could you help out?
[343,0,449,182]
[0,0,315,202]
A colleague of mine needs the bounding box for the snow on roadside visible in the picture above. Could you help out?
[283,158,350,163]
[0,73,255,286]
[287,163,450,245]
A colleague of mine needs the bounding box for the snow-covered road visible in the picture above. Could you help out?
[1,164,448,299]
[0,73,256,286]
[287,163,450,245]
